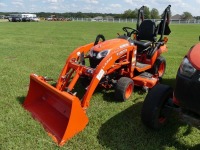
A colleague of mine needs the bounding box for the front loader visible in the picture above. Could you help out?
[23,5,171,146]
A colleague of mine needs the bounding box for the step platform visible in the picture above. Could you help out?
[136,62,151,72]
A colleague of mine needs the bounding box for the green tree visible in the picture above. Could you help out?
[144,6,150,19]
[122,9,134,18]
[150,8,160,19]
[194,16,200,20]
[181,12,193,20]
[122,8,138,19]
[132,8,138,18]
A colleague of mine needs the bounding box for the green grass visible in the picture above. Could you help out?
[0,21,200,150]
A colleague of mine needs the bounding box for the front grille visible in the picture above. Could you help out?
[89,51,103,68]
[89,57,102,68]
[174,70,200,115]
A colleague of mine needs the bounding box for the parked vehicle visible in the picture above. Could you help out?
[10,16,21,22]
[141,40,200,130]
[46,17,53,21]
[30,17,40,22]
[22,17,31,22]
[8,13,37,22]
[8,17,12,22]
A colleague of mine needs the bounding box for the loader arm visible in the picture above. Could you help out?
[81,45,136,108]
[56,43,94,91]
[56,42,136,109]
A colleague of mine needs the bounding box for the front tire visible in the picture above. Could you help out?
[141,84,173,129]
[115,77,134,101]
[151,56,166,78]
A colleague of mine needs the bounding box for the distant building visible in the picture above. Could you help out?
[171,14,182,20]
[104,16,114,20]
[171,14,195,21]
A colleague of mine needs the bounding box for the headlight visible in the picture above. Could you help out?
[96,50,110,59]
[179,57,196,77]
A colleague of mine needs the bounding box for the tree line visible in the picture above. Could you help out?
[0,6,198,19]
[121,6,195,20]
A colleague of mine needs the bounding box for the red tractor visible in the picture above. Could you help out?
[141,41,200,129]
[24,6,171,146]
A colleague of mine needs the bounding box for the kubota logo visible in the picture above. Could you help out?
[119,43,129,48]
[117,49,127,56]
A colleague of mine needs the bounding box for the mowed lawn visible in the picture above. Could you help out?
[0,21,200,150]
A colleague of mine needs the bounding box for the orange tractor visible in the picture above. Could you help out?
[24,5,171,146]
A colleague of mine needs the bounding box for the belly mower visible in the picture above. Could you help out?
[141,40,200,130]
[24,5,171,146]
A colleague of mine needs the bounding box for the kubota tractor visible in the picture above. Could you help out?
[141,40,200,130]
[23,5,171,146]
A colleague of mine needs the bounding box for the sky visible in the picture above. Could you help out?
[0,0,200,16]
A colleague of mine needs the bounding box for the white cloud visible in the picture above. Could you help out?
[47,0,63,2]
[43,0,64,3]
[124,0,144,5]
[0,3,7,7]
[71,3,78,8]
[13,0,24,2]
[29,4,37,11]
[124,0,133,4]
[196,0,200,4]
[49,5,59,10]
[82,6,91,11]
[153,0,183,5]
[110,4,121,8]
[81,0,99,4]
[12,1,24,7]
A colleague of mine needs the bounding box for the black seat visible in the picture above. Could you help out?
[136,20,157,53]
[138,20,157,41]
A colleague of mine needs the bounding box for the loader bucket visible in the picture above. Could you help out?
[23,74,89,146]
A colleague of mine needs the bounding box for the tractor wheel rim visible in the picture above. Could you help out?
[158,62,165,77]
[125,84,133,99]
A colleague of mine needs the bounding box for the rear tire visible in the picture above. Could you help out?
[151,56,166,78]
[115,77,134,101]
[141,84,173,129]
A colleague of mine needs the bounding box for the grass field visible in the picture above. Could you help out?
[0,21,200,150]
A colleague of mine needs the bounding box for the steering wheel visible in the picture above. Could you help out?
[122,27,138,37]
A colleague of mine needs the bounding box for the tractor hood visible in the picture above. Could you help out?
[188,43,200,70]
[93,38,130,52]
